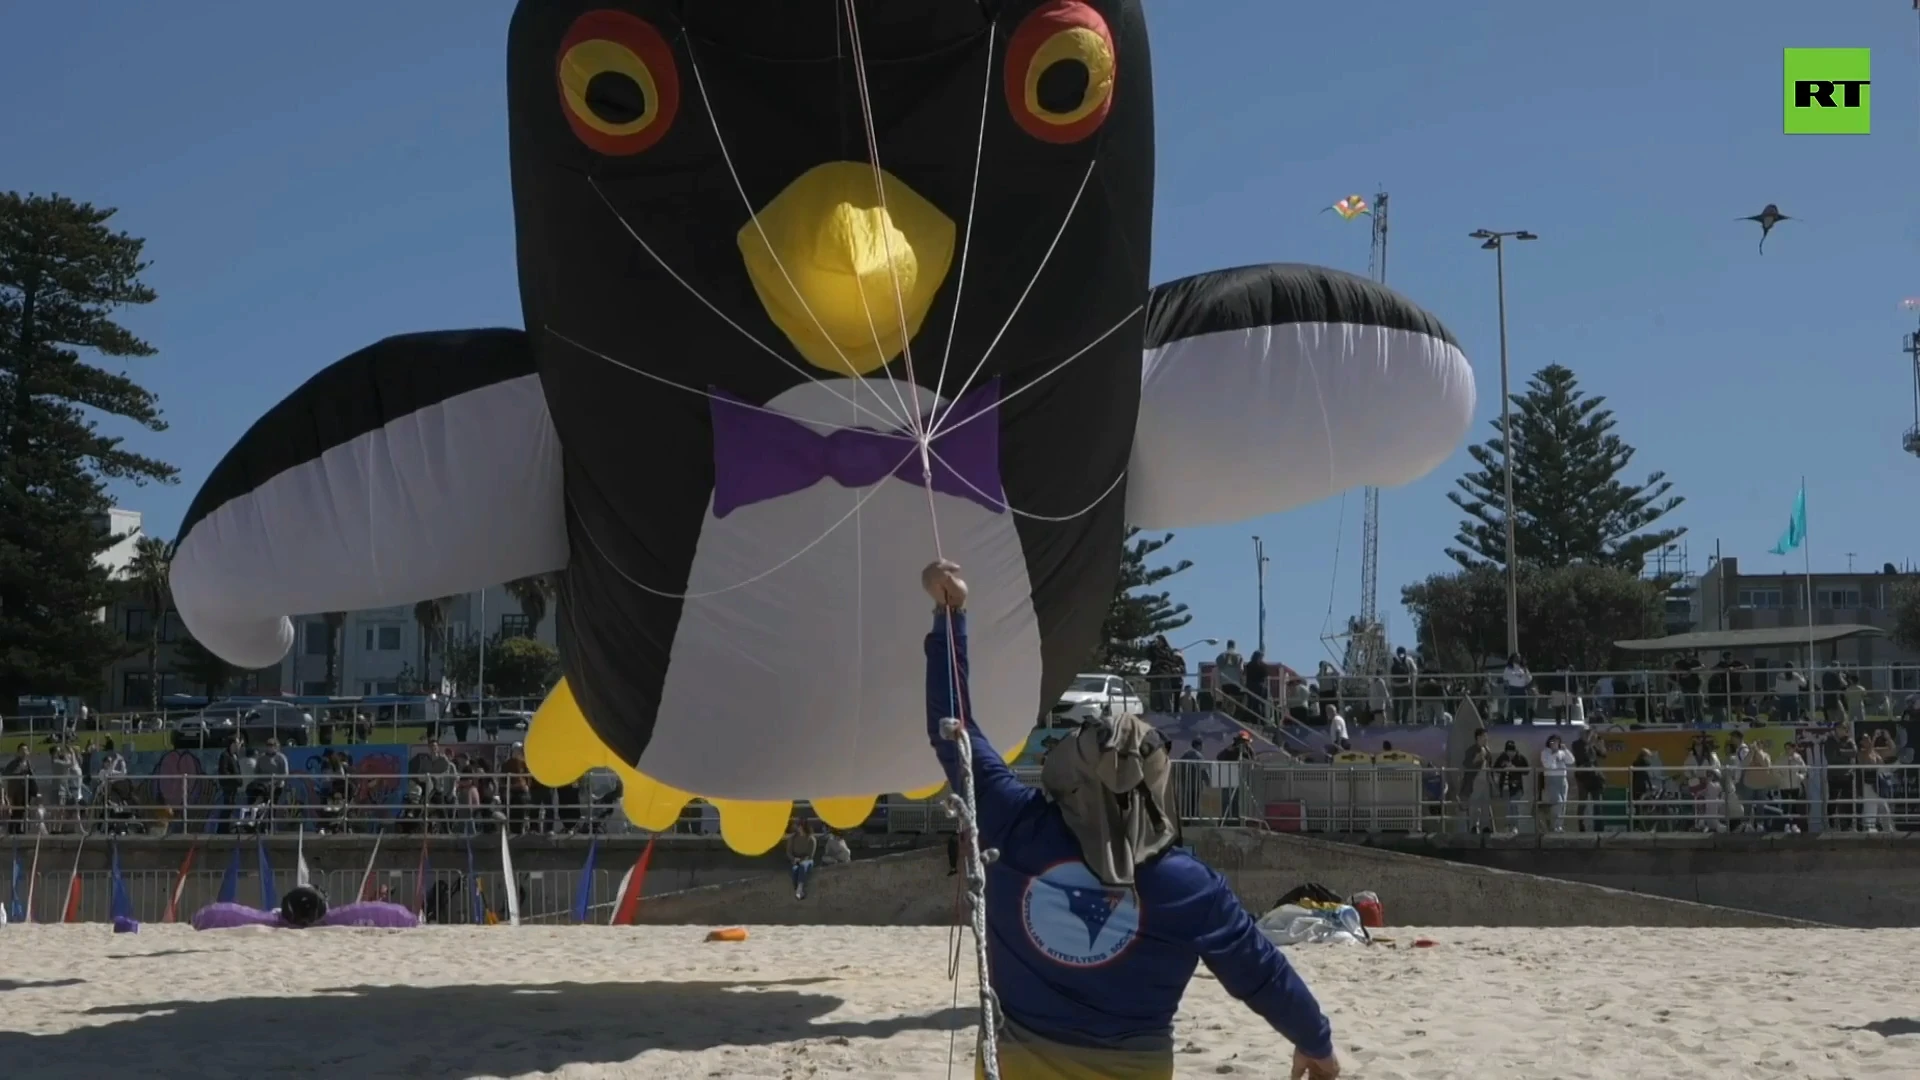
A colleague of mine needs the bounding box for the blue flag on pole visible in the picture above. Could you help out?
[571,836,599,924]
[109,842,135,922]
[1768,484,1807,556]
[217,844,242,904]
[257,835,279,911]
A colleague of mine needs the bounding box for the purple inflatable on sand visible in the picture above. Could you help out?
[191,901,420,930]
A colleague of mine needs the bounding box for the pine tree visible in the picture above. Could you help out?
[1092,529,1194,669]
[1447,363,1682,574]
[0,192,177,701]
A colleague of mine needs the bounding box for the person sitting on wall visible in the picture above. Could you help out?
[920,560,1339,1080]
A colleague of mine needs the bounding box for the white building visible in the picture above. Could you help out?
[276,584,559,697]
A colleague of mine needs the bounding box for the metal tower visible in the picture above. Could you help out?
[1342,192,1390,678]
[1904,304,1920,457]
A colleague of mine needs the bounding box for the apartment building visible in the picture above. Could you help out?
[1693,555,1920,689]
[275,585,558,697]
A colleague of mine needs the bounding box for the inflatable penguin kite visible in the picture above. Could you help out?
[170,0,1476,854]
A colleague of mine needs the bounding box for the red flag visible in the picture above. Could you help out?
[611,836,656,926]
[63,873,82,923]
[165,844,200,923]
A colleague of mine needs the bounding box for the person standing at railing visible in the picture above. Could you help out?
[919,560,1341,1080]
[1772,667,1807,724]
[1216,731,1256,824]
[1283,675,1311,725]
[501,742,533,835]
[1843,673,1869,728]
[1387,648,1416,725]
[1493,740,1529,825]
[1856,737,1894,832]
[257,738,291,832]
[1243,651,1271,725]
[1537,734,1573,833]
[1682,734,1724,832]
[1720,730,1751,831]
[1570,728,1605,833]
[1458,728,1506,836]
[1779,742,1810,833]
[1214,641,1245,722]
[2,743,35,835]
[1502,655,1532,725]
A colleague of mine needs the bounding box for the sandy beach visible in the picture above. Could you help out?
[3,924,1917,1078]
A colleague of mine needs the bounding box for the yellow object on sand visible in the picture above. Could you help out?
[706,927,750,943]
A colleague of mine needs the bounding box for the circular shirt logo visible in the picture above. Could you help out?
[1020,860,1141,968]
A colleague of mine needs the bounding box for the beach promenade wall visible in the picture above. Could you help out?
[1352,833,1920,928]
[630,828,1820,928]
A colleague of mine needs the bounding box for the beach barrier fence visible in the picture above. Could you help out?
[0,865,639,927]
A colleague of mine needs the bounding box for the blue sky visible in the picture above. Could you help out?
[4,1,1916,675]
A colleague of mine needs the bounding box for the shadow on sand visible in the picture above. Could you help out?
[0,978,85,991]
[1843,1017,1920,1039]
[0,977,972,1078]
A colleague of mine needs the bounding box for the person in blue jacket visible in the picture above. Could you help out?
[920,561,1341,1080]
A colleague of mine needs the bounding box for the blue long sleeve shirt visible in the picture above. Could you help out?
[924,610,1335,1063]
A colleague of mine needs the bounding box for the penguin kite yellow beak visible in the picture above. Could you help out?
[738,161,956,376]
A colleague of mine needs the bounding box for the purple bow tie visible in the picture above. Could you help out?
[709,382,1004,519]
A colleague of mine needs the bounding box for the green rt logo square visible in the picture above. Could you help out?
[1785,48,1870,134]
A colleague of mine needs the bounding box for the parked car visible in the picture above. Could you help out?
[170,701,314,750]
[1048,673,1145,726]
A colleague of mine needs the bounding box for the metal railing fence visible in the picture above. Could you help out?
[4,758,1914,843]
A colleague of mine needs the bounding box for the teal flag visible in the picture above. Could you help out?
[1768,485,1807,555]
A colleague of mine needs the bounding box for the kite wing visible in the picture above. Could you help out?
[170,329,567,669]
[1126,264,1475,529]
[1324,195,1370,220]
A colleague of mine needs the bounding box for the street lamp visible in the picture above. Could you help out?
[1469,228,1538,660]
[1179,637,1219,653]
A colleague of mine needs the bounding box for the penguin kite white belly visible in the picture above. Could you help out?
[647,376,1043,802]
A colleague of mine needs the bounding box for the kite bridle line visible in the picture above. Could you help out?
[835,3,1002,1077]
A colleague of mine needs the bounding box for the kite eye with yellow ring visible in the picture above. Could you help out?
[556,9,680,156]
[1005,0,1116,145]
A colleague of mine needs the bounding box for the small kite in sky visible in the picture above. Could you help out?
[1739,204,1790,253]
[1323,195,1370,220]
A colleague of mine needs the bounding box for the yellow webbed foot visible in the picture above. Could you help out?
[526,678,691,832]
[524,677,948,855]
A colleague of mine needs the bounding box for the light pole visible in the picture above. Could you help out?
[1252,536,1270,655]
[1179,637,1219,653]
[1469,228,1537,660]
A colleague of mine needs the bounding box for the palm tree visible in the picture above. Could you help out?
[413,597,451,691]
[322,611,346,695]
[125,534,172,712]
[504,576,555,638]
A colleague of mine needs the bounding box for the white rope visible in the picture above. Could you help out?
[563,440,913,601]
[928,21,999,428]
[923,442,1128,523]
[823,1,1004,1072]
[543,325,912,436]
[931,159,1097,433]
[924,303,1144,442]
[938,696,1004,1080]
[584,176,905,432]
[681,39,920,435]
